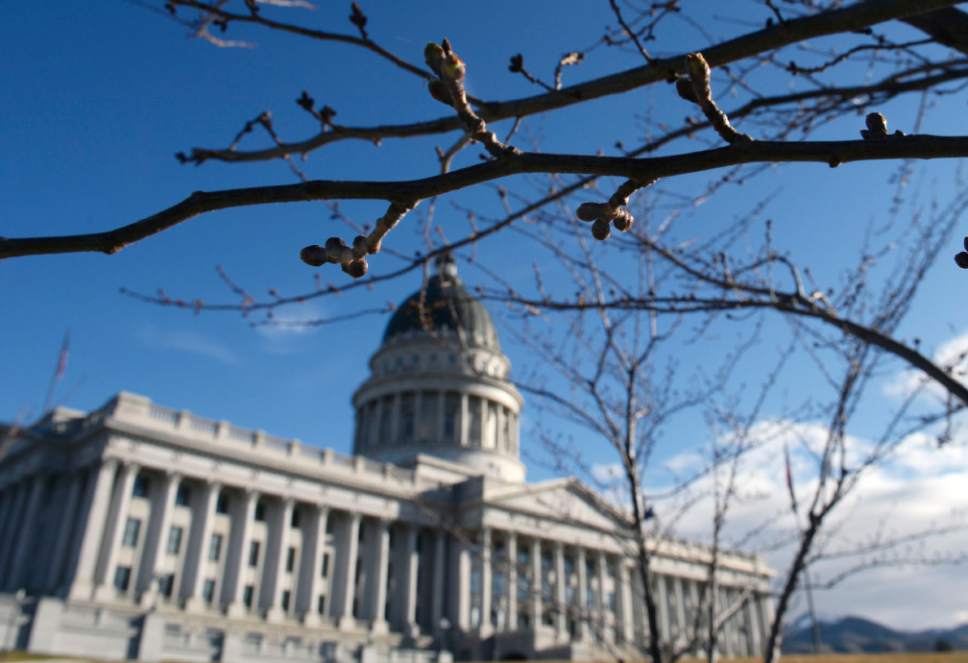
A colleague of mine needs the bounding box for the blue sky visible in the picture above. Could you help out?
[3,2,968,629]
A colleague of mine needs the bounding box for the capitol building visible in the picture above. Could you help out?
[0,256,772,662]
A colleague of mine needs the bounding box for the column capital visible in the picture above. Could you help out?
[121,461,141,475]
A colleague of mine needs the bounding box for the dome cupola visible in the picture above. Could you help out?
[351,254,524,482]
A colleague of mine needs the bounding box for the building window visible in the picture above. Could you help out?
[167,526,183,555]
[286,546,296,573]
[325,518,334,534]
[417,390,438,441]
[317,594,326,615]
[243,585,254,608]
[175,483,191,507]
[291,508,301,528]
[484,400,498,449]
[468,395,482,446]
[321,552,330,578]
[248,541,260,567]
[132,474,149,498]
[216,493,230,514]
[159,573,175,598]
[281,590,291,611]
[113,565,131,592]
[209,533,223,561]
[444,392,460,443]
[202,579,216,604]
[255,500,266,522]
[378,395,393,442]
[122,517,141,548]
[399,392,415,443]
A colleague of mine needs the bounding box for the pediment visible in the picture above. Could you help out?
[483,477,630,533]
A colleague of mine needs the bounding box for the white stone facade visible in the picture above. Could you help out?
[0,261,772,662]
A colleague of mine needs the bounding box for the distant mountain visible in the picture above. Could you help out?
[783,615,968,653]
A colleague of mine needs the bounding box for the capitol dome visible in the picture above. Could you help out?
[351,254,524,482]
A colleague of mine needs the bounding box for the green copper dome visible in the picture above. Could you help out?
[382,254,500,351]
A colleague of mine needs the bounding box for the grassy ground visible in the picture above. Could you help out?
[0,651,965,663]
[727,654,968,663]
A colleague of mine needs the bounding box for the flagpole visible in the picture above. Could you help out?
[43,330,70,414]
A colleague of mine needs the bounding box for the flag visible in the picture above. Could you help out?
[784,443,798,514]
[54,331,70,379]
[44,330,70,413]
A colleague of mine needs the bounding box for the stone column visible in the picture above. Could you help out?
[431,530,445,635]
[183,481,220,611]
[747,591,763,657]
[506,532,518,631]
[46,473,83,591]
[401,524,420,635]
[371,399,383,447]
[597,551,610,642]
[68,459,118,600]
[226,490,259,617]
[6,475,46,590]
[459,394,469,447]
[94,462,139,601]
[338,512,362,630]
[530,539,542,628]
[0,482,25,584]
[0,484,16,548]
[673,576,687,643]
[554,542,567,638]
[370,518,390,634]
[301,506,329,626]
[137,472,181,605]
[655,573,670,638]
[479,528,492,636]
[265,497,294,622]
[617,560,634,644]
[390,394,401,444]
[453,537,471,630]
[576,547,588,641]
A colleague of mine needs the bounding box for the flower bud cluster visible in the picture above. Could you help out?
[675,52,752,145]
[300,236,368,278]
[299,200,415,279]
[575,178,655,241]
[423,39,517,159]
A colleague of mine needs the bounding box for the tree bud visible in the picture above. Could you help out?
[299,244,326,267]
[428,80,451,106]
[612,208,634,232]
[955,251,968,269]
[577,202,606,222]
[675,78,697,103]
[591,218,611,241]
[343,258,367,278]
[865,112,888,136]
[352,235,368,259]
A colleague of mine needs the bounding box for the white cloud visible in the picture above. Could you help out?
[653,419,968,631]
[253,302,326,338]
[138,325,239,365]
[884,330,968,402]
[253,302,327,355]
